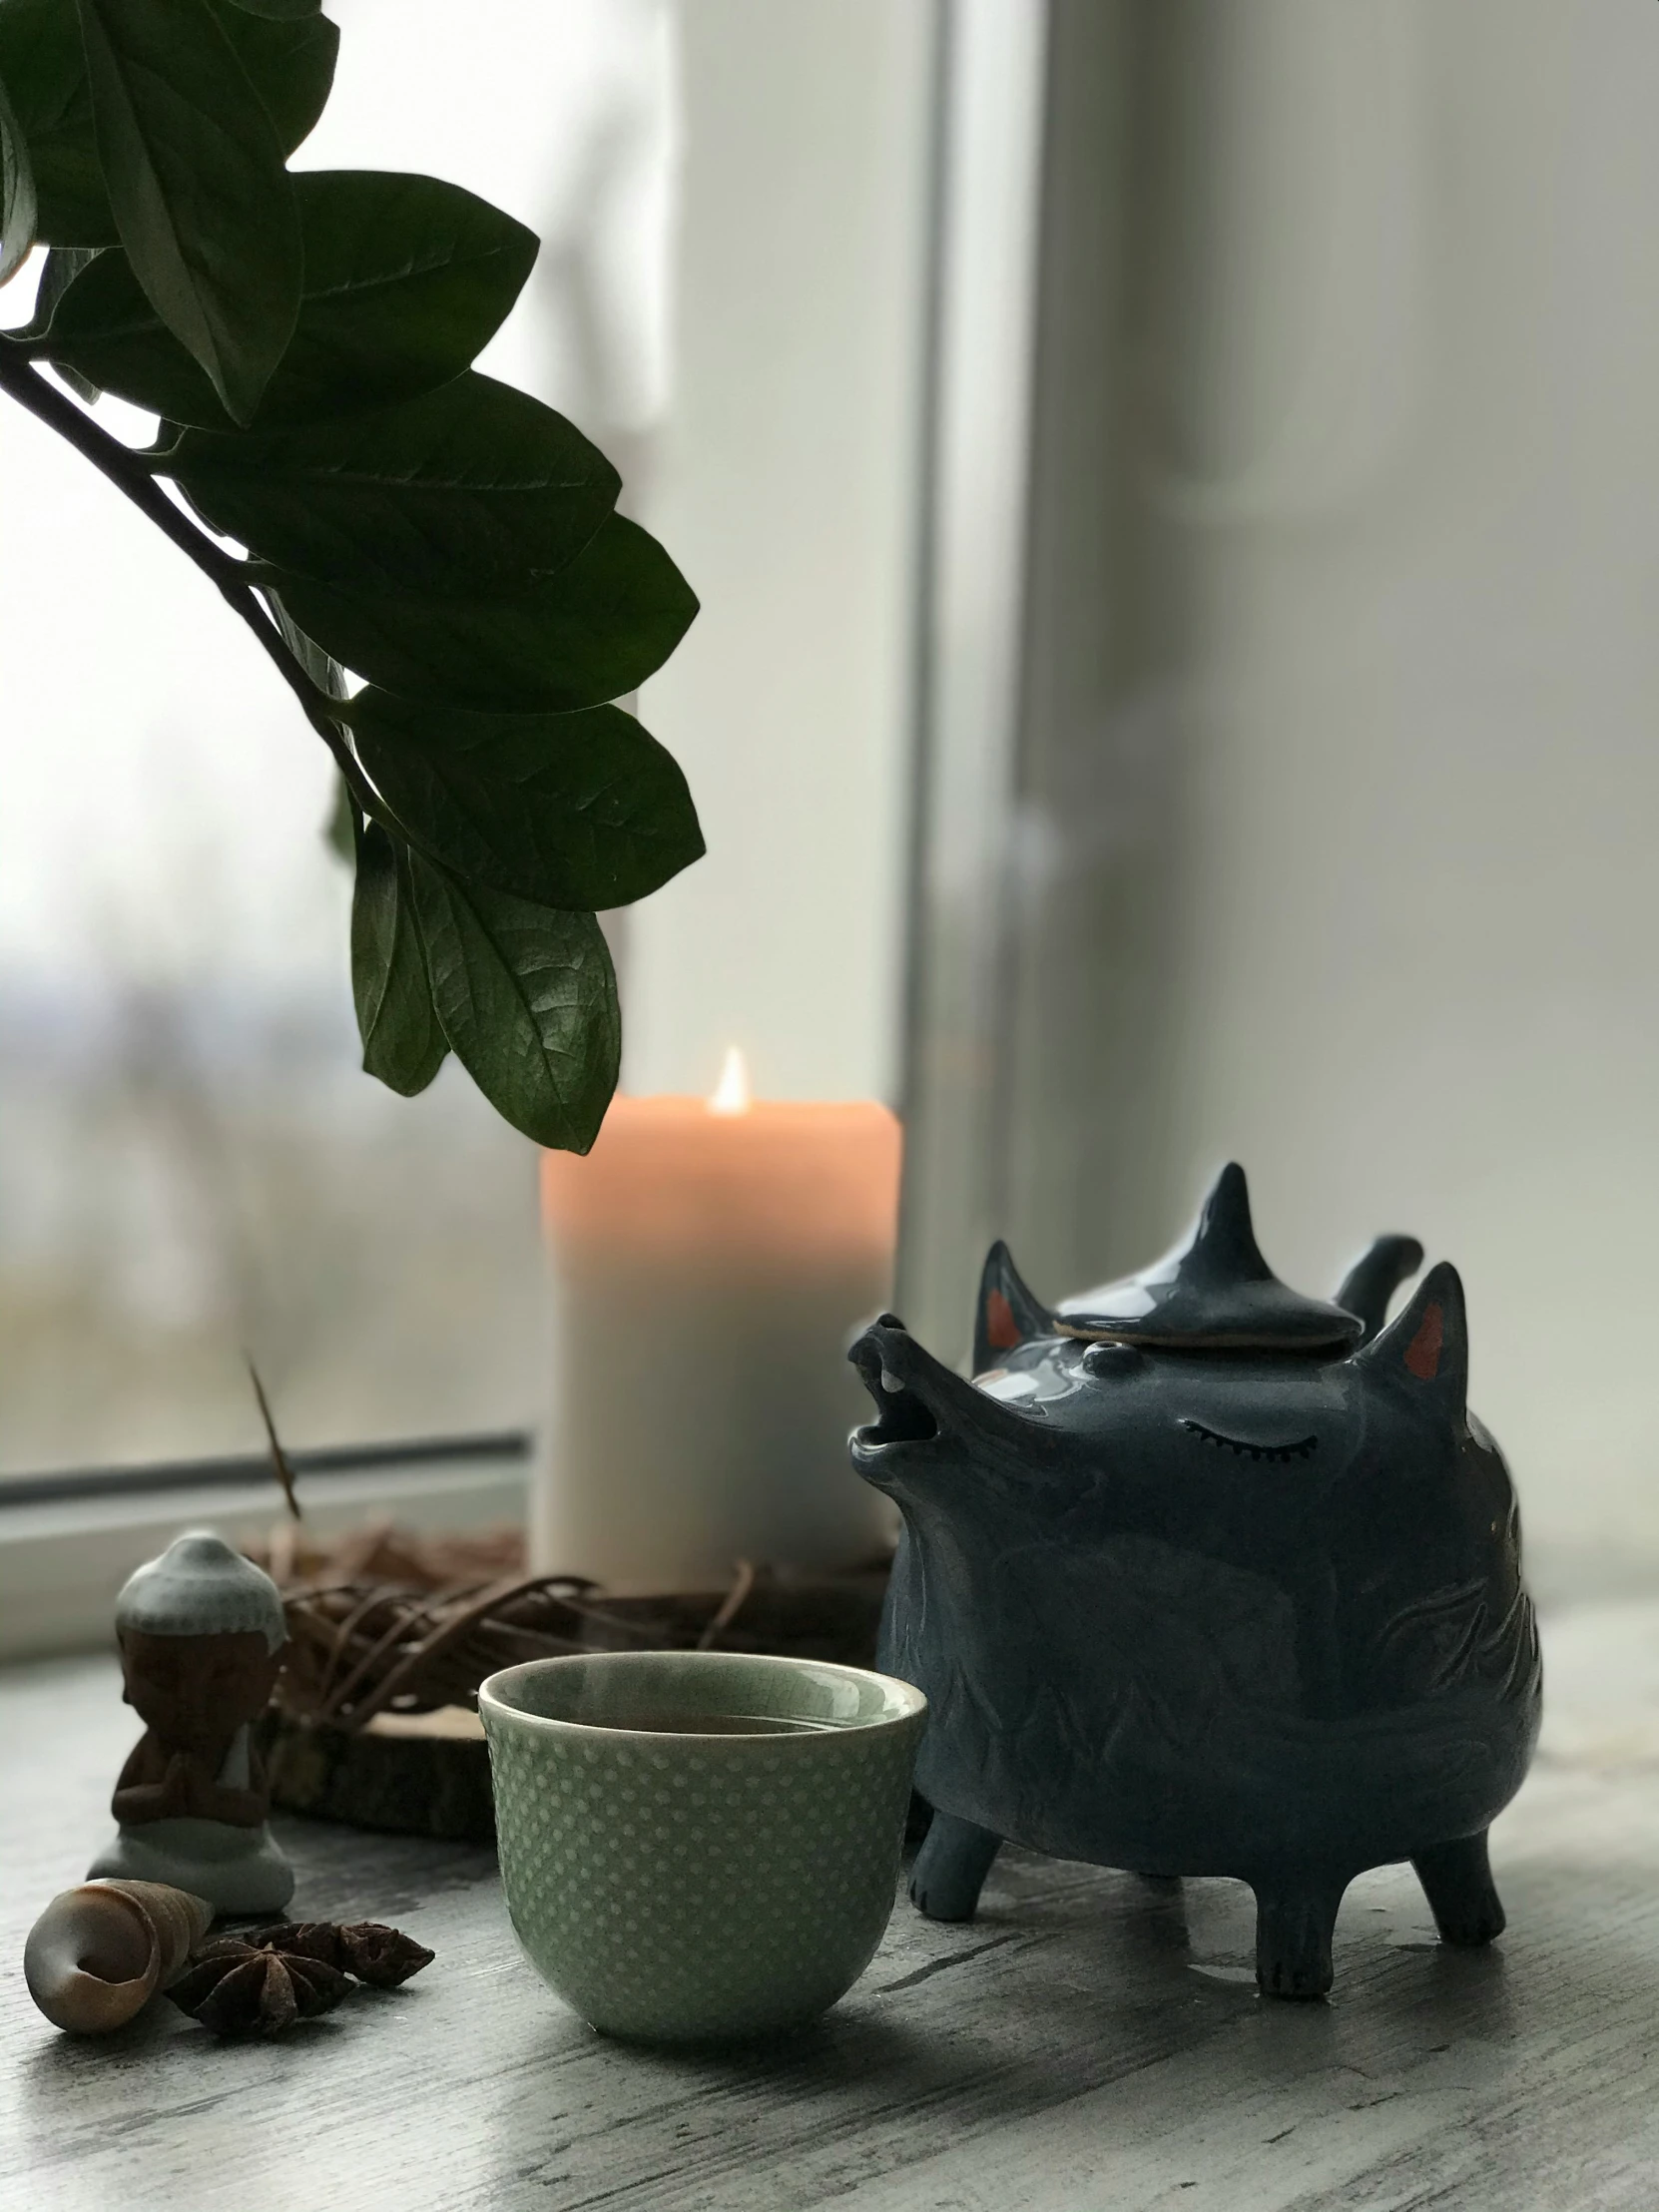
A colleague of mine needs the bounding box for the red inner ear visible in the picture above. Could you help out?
[984,1289,1021,1352]
[1404,1303,1443,1381]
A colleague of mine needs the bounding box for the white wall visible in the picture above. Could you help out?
[1125,0,1659,1595]
[899,0,1659,1602]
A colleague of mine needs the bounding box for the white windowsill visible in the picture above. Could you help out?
[0,1459,527,1663]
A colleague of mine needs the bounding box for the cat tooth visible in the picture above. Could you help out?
[880,1367,905,1395]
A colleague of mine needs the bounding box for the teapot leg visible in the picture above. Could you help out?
[1412,1830,1505,1946]
[1252,1876,1347,1999]
[910,1812,1003,1922]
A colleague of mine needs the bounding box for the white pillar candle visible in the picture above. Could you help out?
[532,1052,901,1588]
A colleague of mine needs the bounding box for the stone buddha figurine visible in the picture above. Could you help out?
[88,1530,294,1916]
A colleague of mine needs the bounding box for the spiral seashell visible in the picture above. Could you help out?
[24,1880,215,2033]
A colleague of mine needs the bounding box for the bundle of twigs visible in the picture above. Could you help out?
[250,1521,891,1734]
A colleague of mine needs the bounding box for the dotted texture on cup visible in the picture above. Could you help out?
[486,1722,920,2043]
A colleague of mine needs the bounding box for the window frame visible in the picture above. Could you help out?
[0,1432,529,1661]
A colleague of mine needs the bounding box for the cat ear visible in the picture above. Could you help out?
[1334,1233,1424,1345]
[974,1242,1052,1373]
[1351,1260,1467,1414]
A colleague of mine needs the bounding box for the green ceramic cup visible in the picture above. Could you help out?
[479,1649,927,2044]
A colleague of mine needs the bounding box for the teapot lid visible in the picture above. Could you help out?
[1054,1163,1363,1352]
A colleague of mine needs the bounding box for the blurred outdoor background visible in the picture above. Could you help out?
[3,0,1658,1607]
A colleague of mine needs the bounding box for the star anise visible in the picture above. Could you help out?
[168,1937,348,2038]
[253,1920,435,1988]
[167,1919,433,2038]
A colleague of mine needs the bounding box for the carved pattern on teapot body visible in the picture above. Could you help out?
[847,1165,1541,1999]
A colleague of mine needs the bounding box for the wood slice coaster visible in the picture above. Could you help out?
[264,1705,496,1843]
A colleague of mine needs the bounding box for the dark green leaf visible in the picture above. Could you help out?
[25,243,99,393]
[352,691,704,910]
[267,590,347,704]
[24,238,95,329]
[42,170,538,428]
[0,0,327,248]
[323,770,354,862]
[49,355,101,402]
[76,0,302,422]
[168,372,619,592]
[0,0,110,245]
[213,0,337,155]
[0,68,38,283]
[271,514,698,714]
[221,0,321,20]
[351,819,447,1096]
[410,856,618,1151]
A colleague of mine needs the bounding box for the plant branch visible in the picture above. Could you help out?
[0,343,379,813]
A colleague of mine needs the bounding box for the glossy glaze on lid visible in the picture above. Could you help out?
[1052,1162,1363,1351]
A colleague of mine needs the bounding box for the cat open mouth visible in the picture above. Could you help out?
[848,1323,940,1451]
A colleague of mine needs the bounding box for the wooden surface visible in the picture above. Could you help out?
[4,1603,1659,2211]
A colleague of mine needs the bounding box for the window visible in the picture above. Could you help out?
[0,2,928,1654]
[6,0,1655,1644]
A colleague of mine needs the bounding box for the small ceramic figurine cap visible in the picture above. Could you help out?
[115,1531,286,1652]
[1054,1162,1364,1352]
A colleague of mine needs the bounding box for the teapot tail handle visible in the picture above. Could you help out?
[1333,1234,1423,1344]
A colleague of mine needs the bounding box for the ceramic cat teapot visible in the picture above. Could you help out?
[848,1165,1540,1998]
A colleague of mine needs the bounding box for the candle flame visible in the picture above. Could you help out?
[708,1045,752,1116]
